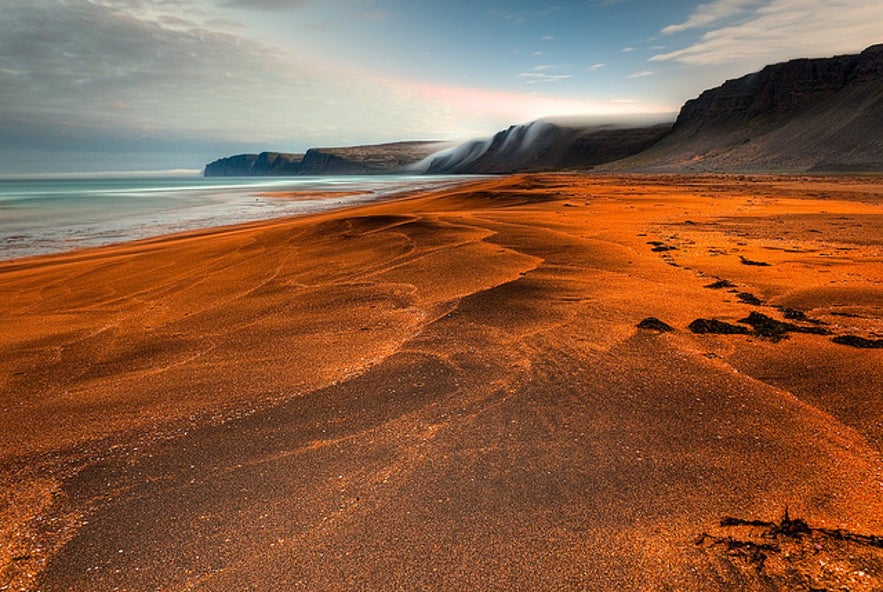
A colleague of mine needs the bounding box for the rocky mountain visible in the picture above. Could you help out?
[606,44,883,172]
[205,45,882,177]
[204,141,451,176]
[416,118,672,174]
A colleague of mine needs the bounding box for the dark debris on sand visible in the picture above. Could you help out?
[637,317,675,333]
[704,279,736,289]
[779,307,807,321]
[739,255,771,266]
[697,509,883,591]
[688,318,751,335]
[735,292,762,305]
[688,313,831,341]
[738,312,831,341]
[833,335,883,348]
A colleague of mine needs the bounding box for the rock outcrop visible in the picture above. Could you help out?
[204,141,450,176]
[607,44,883,172]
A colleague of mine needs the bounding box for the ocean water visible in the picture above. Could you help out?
[0,174,467,261]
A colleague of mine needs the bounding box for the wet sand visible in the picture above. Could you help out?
[1,173,882,590]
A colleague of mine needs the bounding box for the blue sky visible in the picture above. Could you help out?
[1,0,881,173]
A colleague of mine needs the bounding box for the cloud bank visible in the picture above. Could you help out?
[0,0,538,171]
[661,0,762,34]
[653,0,883,66]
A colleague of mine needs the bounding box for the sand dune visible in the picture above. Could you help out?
[1,174,882,590]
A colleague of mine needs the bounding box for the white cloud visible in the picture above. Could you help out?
[589,63,606,71]
[621,46,636,52]
[661,0,762,34]
[652,0,883,66]
[518,64,572,83]
[518,72,573,84]
[0,0,516,159]
[627,70,655,78]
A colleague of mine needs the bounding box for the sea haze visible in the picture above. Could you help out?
[0,175,468,261]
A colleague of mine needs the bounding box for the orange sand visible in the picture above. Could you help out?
[1,174,882,590]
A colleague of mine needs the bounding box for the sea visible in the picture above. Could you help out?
[0,174,469,262]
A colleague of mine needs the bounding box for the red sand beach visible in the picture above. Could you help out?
[1,173,882,590]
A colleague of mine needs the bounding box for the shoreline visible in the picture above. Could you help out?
[0,177,493,272]
[2,172,882,590]
[0,174,482,264]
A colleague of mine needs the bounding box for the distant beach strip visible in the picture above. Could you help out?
[0,174,475,261]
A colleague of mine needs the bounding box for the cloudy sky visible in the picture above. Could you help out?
[1,0,881,174]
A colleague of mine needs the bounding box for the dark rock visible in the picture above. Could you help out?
[705,279,736,289]
[739,256,771,267]
[651,245,678,252]
[777,307,826,325]
[832,335,883,348]
[780,308,808,321]
[736,292,763,305]
[737,312,794,340]
[738,312,831,341]
[637,317,675,333]
[688,319,751,335]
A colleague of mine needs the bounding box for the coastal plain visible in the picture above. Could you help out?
[2,174,883,590]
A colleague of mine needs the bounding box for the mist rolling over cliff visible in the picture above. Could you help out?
[206,45,883,176]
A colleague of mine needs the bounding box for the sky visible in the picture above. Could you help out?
[1,0,881,174]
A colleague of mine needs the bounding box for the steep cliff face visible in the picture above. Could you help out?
[204,141,449,176]
[204,152,302,176]
[295,149,372,175]
[609,44,883,172]
[205,45,882,176]
[420,119,671,174]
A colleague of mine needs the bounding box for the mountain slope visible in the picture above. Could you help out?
[418,118,672,174]
[204,141,451,176]
[607,44,883,172]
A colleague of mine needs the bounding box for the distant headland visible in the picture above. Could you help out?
[206,44,883,176]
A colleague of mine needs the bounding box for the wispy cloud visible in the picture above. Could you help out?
[518,72,573,84]
[589,63,606,71]
[541,35,556,41]
[518,64,572,84]
[627,70,655,78]
[0,0,507,162]
[652,0,883,65]
[661,0,761,34]
[621,46,636,52]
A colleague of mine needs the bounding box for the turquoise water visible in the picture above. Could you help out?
[0,175,466,261]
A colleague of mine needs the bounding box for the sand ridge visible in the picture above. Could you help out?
[1,174,882,590]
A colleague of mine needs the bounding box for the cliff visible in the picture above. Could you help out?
[420,118,672,174]
[607,44,883,172]
[205,45,883,177]
[204,141,451,176]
